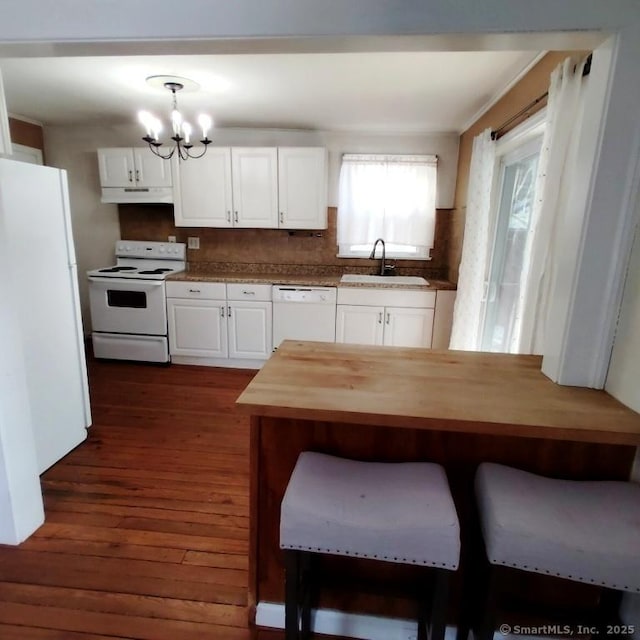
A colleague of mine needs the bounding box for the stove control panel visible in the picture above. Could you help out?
[115,240,186,260]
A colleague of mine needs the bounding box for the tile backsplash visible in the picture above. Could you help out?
[119,205,450,279]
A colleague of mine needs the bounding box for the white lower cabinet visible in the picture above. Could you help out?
[168,298,228,358]
[228,300,273,359]
[383,306,435,347]
[166,282,272,365]
[336,288,436,348]
[336,305,385,345]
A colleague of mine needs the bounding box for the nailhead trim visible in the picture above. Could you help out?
[488,557,640,593]
[281,543,458,570]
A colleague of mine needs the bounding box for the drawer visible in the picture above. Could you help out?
[337,287,436,308]
[166,281,226,300]
[227,283,272,301]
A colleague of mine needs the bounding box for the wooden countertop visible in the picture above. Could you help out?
[236,341,640,445]
[168,271,456,291]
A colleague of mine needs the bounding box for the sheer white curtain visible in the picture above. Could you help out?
[337,154,437,256]
[449,129,496,350]
[516,57,588,353]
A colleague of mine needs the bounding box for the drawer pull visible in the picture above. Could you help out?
[228,306,232,317]
[378,312,383,324]
[189,288,201,294]
[386,312,390,325]
[280,211,284,224]
[220,306,225,317]
[242,290,256,295]
[128,170,133,183]
[234,211,239,224]
[227,211,231,223]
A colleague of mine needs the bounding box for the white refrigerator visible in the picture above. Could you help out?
[0,158,92,475]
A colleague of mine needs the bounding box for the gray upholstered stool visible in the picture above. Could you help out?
[474,462,640,640]
[280,451,460,640]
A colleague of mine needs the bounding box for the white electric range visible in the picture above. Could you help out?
[87,240,186,362]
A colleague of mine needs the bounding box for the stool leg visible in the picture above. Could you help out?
[595,588,622,639]
[428,569,450,640]
[300,552,313,639]
[284,550,301,640]
[476,564,499,640]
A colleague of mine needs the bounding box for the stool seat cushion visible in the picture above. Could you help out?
[476,462,640,592]
[280,452,460,569]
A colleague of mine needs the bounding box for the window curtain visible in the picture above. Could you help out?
[337,154,437,254]
[449,129,496,350]
[515,57,588,354]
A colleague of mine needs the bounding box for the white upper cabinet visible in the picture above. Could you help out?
[172,146,328,229]
[133,149,173,187]
[278,147,327,229]
[231,147,279,228]
[173,148,233,227]
[98,148,172,188]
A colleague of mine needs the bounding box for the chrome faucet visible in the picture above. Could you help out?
[369,238,389,276]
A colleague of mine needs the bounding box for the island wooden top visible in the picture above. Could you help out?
[236,341,640,445]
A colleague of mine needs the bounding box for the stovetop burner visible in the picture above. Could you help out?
[88,241,186,281]
[99,266,137,273]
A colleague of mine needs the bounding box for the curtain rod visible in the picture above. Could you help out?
[491,53,592,141]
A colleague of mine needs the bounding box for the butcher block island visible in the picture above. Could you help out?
[236,341,640,636]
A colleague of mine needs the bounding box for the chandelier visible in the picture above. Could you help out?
[138,77,212,161]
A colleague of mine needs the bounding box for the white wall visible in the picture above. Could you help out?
[0,0,637,45]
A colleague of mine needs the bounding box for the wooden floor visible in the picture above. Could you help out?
[0,357,257,639]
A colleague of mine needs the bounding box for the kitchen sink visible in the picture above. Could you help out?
[340,274,429,286]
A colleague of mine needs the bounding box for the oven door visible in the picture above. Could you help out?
[88,277,167,335]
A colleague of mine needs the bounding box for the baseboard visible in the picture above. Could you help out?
[255,601,458,640]
[170,355,266,369]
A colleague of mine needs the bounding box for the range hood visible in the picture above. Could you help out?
[101,186,173,204]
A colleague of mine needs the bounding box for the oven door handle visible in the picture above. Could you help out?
[88,277,166,289]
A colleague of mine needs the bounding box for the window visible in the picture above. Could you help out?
[480,121,544,353]
[337,154,437,259]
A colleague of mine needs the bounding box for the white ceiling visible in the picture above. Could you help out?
[1,51,540,133]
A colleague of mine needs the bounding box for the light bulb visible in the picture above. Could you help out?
[171,109,183,135]
[182,121,192,145]
[198,114,212,139]
[151,118,163,141]
[138,110,154,137]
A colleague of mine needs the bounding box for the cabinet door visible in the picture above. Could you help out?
[167,298,228,358]
[133,148,172,187]
[97,148,135,187]
[173,148,233,227]
[278,147,327,229]
[383,306,434,348]
[231,147,278,228]
[228,301,273,360]
[336,305,384,346]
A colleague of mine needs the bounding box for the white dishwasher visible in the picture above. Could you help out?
[272,285,337,348]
